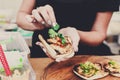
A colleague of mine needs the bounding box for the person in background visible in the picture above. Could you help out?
[16,0,119,61]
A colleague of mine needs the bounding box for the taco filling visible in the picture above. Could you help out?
[75,61,104,78]
[104,60,120,74]
[38,24,74,56]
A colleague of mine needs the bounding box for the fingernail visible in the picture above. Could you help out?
[48,20,52,25]
[43,48,47,53]
[41,21,45,25]
[36,42,42,46]
[35,42,40,45]
[52,22,57,26]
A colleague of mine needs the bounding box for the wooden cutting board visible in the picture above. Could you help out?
[40,55,120,80]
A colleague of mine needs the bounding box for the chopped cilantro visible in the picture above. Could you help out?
[79,62,98,74]
[48,24,66,44]
[48,29,58,38]
[108,60,116,65]
[52,24,60,31]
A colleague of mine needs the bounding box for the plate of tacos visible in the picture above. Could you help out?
[73,59,120,80]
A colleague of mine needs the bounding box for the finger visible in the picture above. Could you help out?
[71,28,80,52]
[36,42,54,58]
[73,44,78,52]
[31,15,37,22]
[37,7,51,26]
[32,9,45,24]
[72,42,79,52]
[25,15,36,23]
[66,51,75,58]
[37,35,58,59]
[45,5,56,25]
[55,57,68,62]
[38,34,57,58]
[55,51,75,60]
[55,54,74,62]
[55,58,66,62]
[36,41,44,47]
[71,37,79,52]
[36,42,47,53]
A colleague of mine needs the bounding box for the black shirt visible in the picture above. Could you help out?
[35,0,119,30]
[31,0,119,58]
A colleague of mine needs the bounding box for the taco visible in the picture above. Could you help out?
[38,34,74,59]
[73,61,109,80]
[104,60,120,77]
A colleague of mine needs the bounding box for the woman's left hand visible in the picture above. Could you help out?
[58,27,80,52]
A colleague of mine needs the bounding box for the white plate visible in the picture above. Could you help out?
[73,65,109,80]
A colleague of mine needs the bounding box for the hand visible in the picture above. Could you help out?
[58,27,80,52]
[36,34,75,62]
[36,41,75,62]
[25,5,56,27]
[55,51,75,62]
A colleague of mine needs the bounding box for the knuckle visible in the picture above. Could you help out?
[51,17,55,21]
[37,7,44,12]
[32,9,36,13]
[45,4,53,10]
[45,4,51,8]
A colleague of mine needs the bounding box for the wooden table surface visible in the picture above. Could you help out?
[29,55,120,80]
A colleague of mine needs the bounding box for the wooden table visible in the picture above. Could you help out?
[29,58,53,80]
[29,55,120,80]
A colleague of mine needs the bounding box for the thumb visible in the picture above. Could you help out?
[73,44,78,52]
[72,39,79,52]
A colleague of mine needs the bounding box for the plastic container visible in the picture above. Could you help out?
[0,32,30,55]
[3,23,18,31]
[0,32,36,80]
[0,52,36,80]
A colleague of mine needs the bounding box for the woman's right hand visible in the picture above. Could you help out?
[25,5,57,28]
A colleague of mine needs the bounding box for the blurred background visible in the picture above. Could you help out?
[0,0,120,54]
[0,0,33,47]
